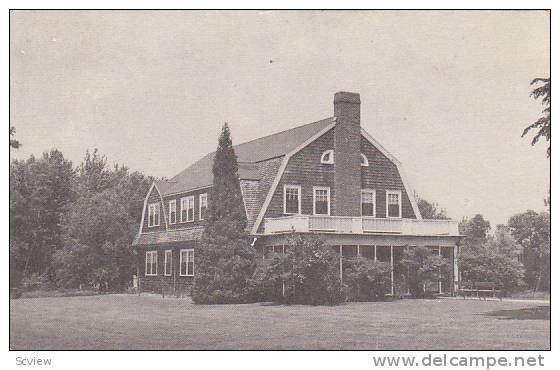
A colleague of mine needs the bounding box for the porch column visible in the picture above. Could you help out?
[438,246,442,294]
[374,245,377,261]
[453,245,459,294]
[390,246,394,296]
[339,245,343,281]
[357,245,360,257]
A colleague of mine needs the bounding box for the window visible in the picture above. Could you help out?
[145,251,157,276]
[164,250,172,276]
[283,185,301,214]
[180,249,194,276]
[313,186,330,215]
[386,190,402,218]
[180,196,195,222]
[361,189,376,217]
[320,150,334,164]
[168,200,177,225]
[147,203,160,227]
[199,193,208,220]
[361,153,369,167]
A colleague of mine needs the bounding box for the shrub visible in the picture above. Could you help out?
[255,233,344,305]
[399,246,450,298]
[459,248,525,294]
[343,257,392,301]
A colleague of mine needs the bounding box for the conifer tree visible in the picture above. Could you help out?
[192,123,256,304]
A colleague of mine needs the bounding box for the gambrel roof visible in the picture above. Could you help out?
[155,118,334,195]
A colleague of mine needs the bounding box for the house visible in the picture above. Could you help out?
[132,92,462,296]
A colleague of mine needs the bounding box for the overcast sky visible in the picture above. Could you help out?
[10,10,550,227]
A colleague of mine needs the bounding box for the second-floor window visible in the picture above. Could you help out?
[180,196,195,222]
[145,251,157,276]
[147,203,160,227]
[199,193,208,220]
[361,189,376,217]
[313,187,330,215]
[386,190,402,218]
[284,185,301,214]
[169,200,177,224]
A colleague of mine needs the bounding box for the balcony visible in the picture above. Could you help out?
[263,215,460,236]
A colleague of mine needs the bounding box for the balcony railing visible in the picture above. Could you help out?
[263,215,459,236]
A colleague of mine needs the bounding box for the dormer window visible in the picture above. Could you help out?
[320,150,334,164]
[361,153,369,167]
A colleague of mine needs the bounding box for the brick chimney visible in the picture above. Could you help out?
[333,92,362,216]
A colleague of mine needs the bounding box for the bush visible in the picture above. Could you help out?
[399,246,449,298]
[20,273,55,292]
[254,233,344,305]
[343,257,392,301]
[459,248,525,294]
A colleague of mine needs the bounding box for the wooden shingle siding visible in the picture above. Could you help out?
[264,128,336,219]
[361,136,416,219]
[142,186,166,232]
[241,179,260,229]
[138,243,197,296]
[163,187,210,230]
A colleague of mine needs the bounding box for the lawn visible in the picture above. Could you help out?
[10,294,550,350]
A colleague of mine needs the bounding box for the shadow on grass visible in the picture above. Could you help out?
[483,306,550,320]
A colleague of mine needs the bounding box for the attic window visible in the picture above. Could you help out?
[361,153,369,167]
[320,150,334,164]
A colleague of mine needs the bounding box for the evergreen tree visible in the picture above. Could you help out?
[192,123,256,304]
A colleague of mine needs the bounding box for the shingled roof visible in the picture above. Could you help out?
[156,117,334,195]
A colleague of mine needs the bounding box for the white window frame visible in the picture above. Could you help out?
[361,189,376,217]
[168,199,177,225]
[180,249,194,277]
[147,203,160,227]
[283,185,301,215]
[199,193,208,220]
[313,186,331,215]
[361,153,369,167]
[320,149,334,164]
[145,251,158,276]
[180,196,195,223]
[164,250,172,276]
[386,190,402,219]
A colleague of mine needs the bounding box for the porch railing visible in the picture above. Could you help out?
[263,215,459,236]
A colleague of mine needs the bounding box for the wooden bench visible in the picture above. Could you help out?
[459,282,502,301]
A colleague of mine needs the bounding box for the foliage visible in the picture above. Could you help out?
[9,150,76,287]
[342,257,392,301]
[192,123,256,304]
[416,197,449,220]
[459,247,525,295]
[10,126,20,149]
[10,148,153,291]
[508,210,550,292]
[458,214,491,253]
[255,233,344,305]
[399,246,449,298]
[522,78,550,157]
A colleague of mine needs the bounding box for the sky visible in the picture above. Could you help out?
[10,10,550,227]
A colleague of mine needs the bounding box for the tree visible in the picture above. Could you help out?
[399,246,449,298]
[192,123,256,304]
[508,210,550,292]
[522,78,550,157]
[54,150,153,291]
[10,126,20,149]
[458,214,491,252]
[416,197,449,220]
[258,233,344,305]
[9,150,75,286]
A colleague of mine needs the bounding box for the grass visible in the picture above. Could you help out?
[10,294,550,350]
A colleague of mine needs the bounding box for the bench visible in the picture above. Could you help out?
[459,282,502,301]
